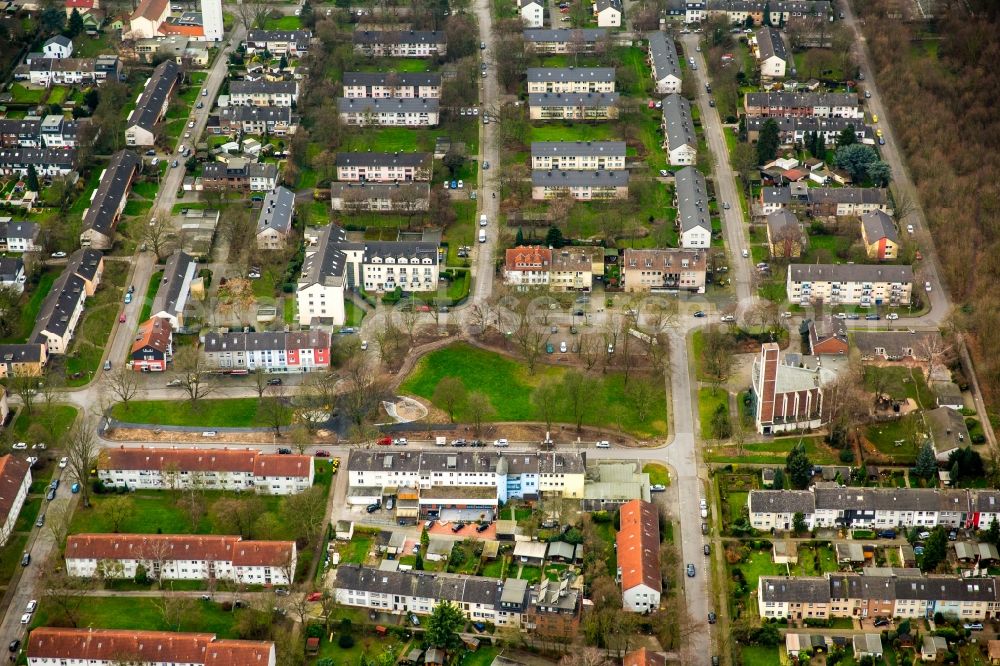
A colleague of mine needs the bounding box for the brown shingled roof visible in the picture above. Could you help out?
[624,648,666,666]
[99,447,257,473]
[204,639,275,666]
[505,246,551,270]
[616,499,662,595]
[253,454,312,479]
[28,628,275,665]
[65,533,294,566]
[131,316,172,356]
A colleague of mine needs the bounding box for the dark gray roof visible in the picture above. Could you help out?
[256,186,295,236]
[861,209,898,244]
[925,406,969,455]
[748,489,815,514]
[362,240,438,264]
[45,35,72,48]
[336,98,439,114]
[745,116,868,137]
[348,450,584,475]
[662,94,696,152]
[246,29,311,45]
[335,152,431,168]
[342,72,442,88]
[755,27,787,63]
[0,220,39,241]
[218,105,295,124]
[971,490,1000,514]
[131,60,180,133]
[352,30,443,46]
[202,160,278,180]
[0,148,75,168]
[67,249,103,283]
[745,92,859,109]
[526,67,615,84]
[0,257,23,282]
[300,224,352,287]
[151,251,196,318]
[0,344,44,364]
[595,0,622,11]
[334,564,502,607]
[32,272,86,340]
[852,331,942,359]
[810,187,888,206]
[762,186,791,204]
[787,263,912,284]
[523,28,607,43]
[330,181,430,198]
[674,166,711,234]
[229,80,297,96]
[203,330,331,353]
[82,150,140,238]
[528,92,619,108]
[766,209,799,236]
[759,577,830,604]
[531,141,625,159]
[531,169,628,187]
[647,32,680,83]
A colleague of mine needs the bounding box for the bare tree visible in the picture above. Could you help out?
[138,212,176,261]
[261,383,291,436]
[66,418,100,507]
[432,377,467,422]
[155,595,195,631]
[171,346,215,403]
[562,371,595,432]
[40,562,93,627]
[341,350,386,429]
[217,278,257,327]
[10,373,36,415]
[177,485,207,531]
[918,334,953,383]
[251,366,269,399]
[45,498,74,554]
[281,486,328,544]
[105,366,140,407]
[98,495,135,532]
[532,378,561,431]
[234,0,270,33]
[210,497,265,539]
[466,391,496,436]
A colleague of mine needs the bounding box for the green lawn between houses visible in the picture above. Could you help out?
[30,597,240,637]
[400,343,667,438]
[110,397,293,428]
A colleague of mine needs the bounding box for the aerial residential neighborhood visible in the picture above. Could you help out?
[0,0,992,664]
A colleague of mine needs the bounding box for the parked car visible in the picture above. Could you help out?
[865,314,880,321]
[650,484,666,492]
[71,483,80,493]
[58,456,68,468]
[476,522,490,533]
[20,552,30,566]
[366,502,381,513]
[873,617,890,627]
[267,378,282,385]
[34,515,43,528]
[8,639,20,652]
[686,563,696,577]
[704,544,710,556]
[886,313,899,320]
[707,612,716,624]
[596,440,610,449]
[277,447,292,455]
[965,623,985,631]
[12,442,26,450]
[693,310,706,318]
[451,522,465,533]
[494,438,509,447]
[45,488,55,501]
[314,450,330,457]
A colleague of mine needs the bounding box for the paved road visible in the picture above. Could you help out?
[472,0,500,305]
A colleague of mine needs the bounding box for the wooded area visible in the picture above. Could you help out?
[854,0,1000,403]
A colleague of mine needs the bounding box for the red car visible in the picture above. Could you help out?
[119,313,126,323]
[376,436,392,446]
[307,592,323,602]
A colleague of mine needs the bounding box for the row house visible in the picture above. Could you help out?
[244,29,312,56]
[65,533,295,584]
[202,330,331,373]
[751,342,835,435]
[748,487,996,531]
[617,500,662,612]
[528,92,620,120]
[202,159,278,191]
[25,54,121,87]
[647,31,681,95]
[129,316,173,372]
[27,628,274,666]
[503,246,602,292]
[530,141,626,171]
[759,573,1000,622]
[330,181,431,213]
[352,30,446,58]
[80,149,140,249]
[0,116,85,149]
[787,263,913,307]
[0,456,31,548]
[621,247,707,293]
[228,80,298,107]
[808,187,891,217]
[745,115,873,147]
[852,330,944,364]
[0,219,40,253]
[30,249,104,355]
[686,0,831,25]
[336,97,439,127]
[526,67,616,94]
[675,166,711,248]
[360,240,439,293]
[0,148,75,178]
[531,169,628,200]
[335,152,431,182]
[504,246,552,290]
[744,92,863,119]
[346,450,586,502]
[0,344,48,378]
[523,28,608,54]
[342,72,442,99]
[97,447,314,495]
[661,93,697,166]
[214,105,299,136]
[125,60,181,147]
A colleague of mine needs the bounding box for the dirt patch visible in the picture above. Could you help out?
[105,427,342,445]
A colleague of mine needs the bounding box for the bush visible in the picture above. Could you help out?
[839,449,855,463]
[306,624,324,638]
[337,633,355,649]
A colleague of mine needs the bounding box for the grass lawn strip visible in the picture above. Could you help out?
[110,397,292,427]
[30,597,240,637]
[642,463,670,486]
[698,387,728,440]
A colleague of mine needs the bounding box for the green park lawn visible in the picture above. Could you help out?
[338,535,374,565]
[30,597,240,637]
[110,397,292,428]
[528,123,618,143]
[0,269,58,344]
[862,365,936,408]
[698,387,729,440]
[401,343,667,438]
[65,262,130,385]
[741,647,780,666]
[642,463,670,486]
[69,491,292,539]
[10,405,78,443]
[354,58,433,73]
[865,414,922,463]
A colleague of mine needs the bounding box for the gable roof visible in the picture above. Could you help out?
[99,447,313,478]
[755,27,787,62]
[131,317,172,356]
[661,93,696,152]
[860,209,898,244]
[526,67,615,84]
[505,246,551,270]
[0,456,29,529]
[27,628,273,665]
[82,150,140,239]
[523,28,607,43]
[256,186,295,236]
[647,32,680,83]
[130,60,180,133]
[130,0,167,21]
[675,166,711,234]
[787,263,912,285]
[65,533,294,566]
[616,499,661,594]
[624,649,665,666]
[530,141,625,159]
[151,251,196,319]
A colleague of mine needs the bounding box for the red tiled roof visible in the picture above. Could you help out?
[99,447,313,479]
[65,533,294,566]
[616,499,662,594]
[131,316,172,356]
[159,22,205,37]
[27,629,274,665]
[505,246,551,270]
[624,649,666,666]
[130,0,167,21]
[65,0,95,8]
[0,455,29,528]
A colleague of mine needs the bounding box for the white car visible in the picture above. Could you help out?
[457,180,464,189]
[559,341,567,352]
[58,457,68,468]
[886,313,899,320]
[360,340,368,350]
[12,442,26,451]
[596,440,610,449]
[20,613,30,625]
[906,224,914,234]
[834,312,848,320]
[25,600,36,613]
[494,438,509,447]
[741,249,749,258]
[659,169,669,176]
[187,121,195,128]
[925,282,932,292]
[720,315,735,322]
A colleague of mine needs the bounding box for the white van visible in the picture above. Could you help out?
[478,229,486,243]
[479,214,488,227]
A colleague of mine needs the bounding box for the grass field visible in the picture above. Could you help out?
[65,262,130,385]
[0,534,27,582]
[401,343,667,437]
[139,270,163,322]
[338,535,373,565]
[866,414,922,462]
[863,365,936,408]
[741,646,780,666]
[726,491,748,525]
[642,463,670,486]
[354,58,433,73]
[731,548,784,591]
[10,404,78,443]
[0,269,58,344]
[110,397,293,427]
[698,387,729,440]
[70,491,294,539]
[528,123,617,143]
[30,597,240,637]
